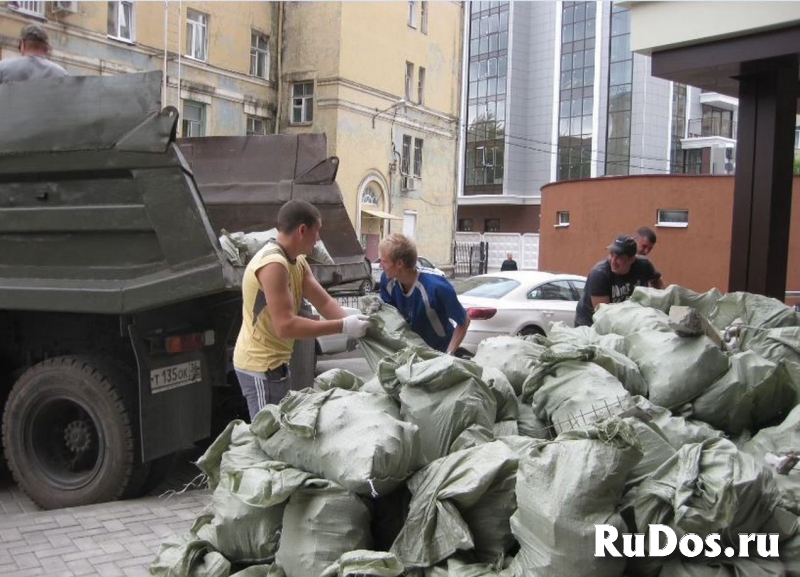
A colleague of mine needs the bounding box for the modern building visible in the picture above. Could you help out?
[456,1,739,241]
[0,1,464,269]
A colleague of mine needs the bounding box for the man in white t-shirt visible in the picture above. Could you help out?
[0,24,68,84]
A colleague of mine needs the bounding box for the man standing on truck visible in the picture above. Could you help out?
[377,233,470,355]
[233,199,370,420]
[0,25,67,84]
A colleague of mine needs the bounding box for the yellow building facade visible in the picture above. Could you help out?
[0,1,463,267]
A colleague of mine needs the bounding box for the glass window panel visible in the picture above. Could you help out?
[609,85,632,112]
[497,78,506,95]
[586,16,596,39]
[293,83,303,97]
[471,20,480,39]
[608,112,631,139]
[471,39,479,54]
[572,69,583,88]
[489,33,499,52]
[500,11,508,31]
[573,2,585,21]
[585,48,595,67]
[489,13,499,33]
[563,4,573,24]
[497,100,505,121]
[468,104,477,124]
[584,66,594,87]
[469,81,478,98]
[573,19,585,41]
[561,70,572,90]
[499,31,508,50]
[610,35,629,63]
[585,1,596,19]
[487,77,497,96]
[480,16,489,36]
[572,52,583,69]
[573,39,584,52]
[469,61,479,81]
[560,99,570,118]
[479,60,487,79]
[559,118,570,136]
[488,57,497,77]
[611,11,630,35]
[480,36,489,53]
[582,115,592,135]
[609,60,632,86]
[562,23,573,43]
[583,86,594,98]
[571,95,582,116]
[499,56,507,76]
[583,96,593,115]
[570,116,581,135]
[561,53,572,72]
[478,80,487,98]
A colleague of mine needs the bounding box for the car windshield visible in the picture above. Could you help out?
[454,276,520,298]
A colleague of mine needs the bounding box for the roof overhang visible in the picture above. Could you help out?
[361,207,402,220]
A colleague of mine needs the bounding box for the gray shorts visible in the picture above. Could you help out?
[234,365,292,421]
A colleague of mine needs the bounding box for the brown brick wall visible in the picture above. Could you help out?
[539,174,800,300]
[456,204,541,233]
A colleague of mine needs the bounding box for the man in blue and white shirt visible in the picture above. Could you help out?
[378,234,469,354]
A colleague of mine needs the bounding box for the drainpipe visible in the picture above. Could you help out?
[274,1,283,134]
[162,0,168,105]
[453,1,468,269]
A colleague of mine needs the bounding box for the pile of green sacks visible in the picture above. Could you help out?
[151,288,800,577]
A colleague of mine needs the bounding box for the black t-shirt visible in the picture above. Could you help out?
[500,259,518,271]
[574,257,661,327]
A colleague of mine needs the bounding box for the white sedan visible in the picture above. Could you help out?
[454,271,587,354]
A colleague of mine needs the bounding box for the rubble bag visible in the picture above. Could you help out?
[545,321,627,355]
[692,350,796,435]
[391,441,519,568]
[384,352,497,465]
[527,360,630,436]
[259,388,421,496]
[625,395,723,450]
[230,566,285,577]
[359,295,430,373]
[276,478,373,577]
[619,411,677,488]
[510,419,642,577]
[741,404,800,514]
[630,285,723,317]
[195,420,269,491]
[515,401,552,440]
[592,300,672,337]
[150,533,227,577]
[319,550,404,577]
[471,335,546,395]
[481,367,519,422]
[746,326,800,366]
[708,291,800,343]
[633,437,781,539]
[199,461,314,564]
[314,367,366,392]
[625,330,730,409]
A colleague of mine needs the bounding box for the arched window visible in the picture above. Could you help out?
[362,185,379,206]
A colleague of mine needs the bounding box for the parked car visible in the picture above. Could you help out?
[453,271,587,354]
[310,304,362,356]
[371,257,447,289]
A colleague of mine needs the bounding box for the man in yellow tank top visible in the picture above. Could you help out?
[233,199,370,419]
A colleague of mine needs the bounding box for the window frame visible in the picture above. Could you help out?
[401,135,412,175]
[182,100,206,138]
[107,0,135,42]
[186,9,209,62]
[250,31,270,80]
[246,115,268,136]
[8,1,45,17]
[555,211,570,227]
[291,81,314,125]
[657,209,689,228]
[405,62,414,101]
[484,218,500,232]
[417,66,426,105]
[408,0,417,28]
[421,1,428,34]
[413,137,424,178]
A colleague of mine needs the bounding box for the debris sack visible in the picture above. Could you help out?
[471,335,546,395]
[630,285,723,317]
[359,295,430,373]
[593,300,672,337]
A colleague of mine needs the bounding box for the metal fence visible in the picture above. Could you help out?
[453,241,489,277]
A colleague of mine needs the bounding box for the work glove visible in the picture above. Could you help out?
[341,315,370,338]
[367,300,382,314]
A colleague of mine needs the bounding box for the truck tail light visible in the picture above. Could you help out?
[467,307,497,320]
[165,330,215,354]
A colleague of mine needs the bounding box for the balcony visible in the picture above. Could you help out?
[688,118,737,140]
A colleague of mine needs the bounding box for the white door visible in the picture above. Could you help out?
[403,211,417,239]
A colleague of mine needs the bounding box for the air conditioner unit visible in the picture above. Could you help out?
[52,0,78,14]
[401,176,418,192]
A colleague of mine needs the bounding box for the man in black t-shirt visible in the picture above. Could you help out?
[574,234,663,327]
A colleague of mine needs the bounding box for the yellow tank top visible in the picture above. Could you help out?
[233,242,309,372]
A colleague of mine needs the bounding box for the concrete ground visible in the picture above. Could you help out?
[0,351,373,576]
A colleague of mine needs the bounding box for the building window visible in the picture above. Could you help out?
[657,209,689,227]
[464,0,509,195]
[683,149,702,174]
[362,185,379,206]
[250,32,269,80]
[485,219,500,233]
[186,10,208,61]
[401,135,412,175]
[408,0,417,28]
[246,115,269,136]
[405,62,414,101]
[421,1,428,34]
[670,83,687,174]
[413,138,423,177]
[182,101,206,137]
[107,1,134,41]
[458,218,473,232]
[604,4,632,176]
[557,211,570,226]
[291,82,314,124]
[8,1,44,17]
[557,1,597,181]
[417,67,426,105]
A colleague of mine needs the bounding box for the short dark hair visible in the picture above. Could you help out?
[20,24,49,48]
[276,199,321,233]
[637,227,657,244]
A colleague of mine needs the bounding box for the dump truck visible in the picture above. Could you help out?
[0,71,370,509]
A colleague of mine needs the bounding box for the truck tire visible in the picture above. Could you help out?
[2,356,136,510]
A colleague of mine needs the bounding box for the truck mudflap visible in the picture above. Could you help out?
[128,325,212,462]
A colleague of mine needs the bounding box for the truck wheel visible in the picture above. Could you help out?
[358,279,373,296]
[518,326,545,337]
[2,356,135,510]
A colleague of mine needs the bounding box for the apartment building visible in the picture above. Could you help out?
[0,1,463,268]
[457,1,739,237]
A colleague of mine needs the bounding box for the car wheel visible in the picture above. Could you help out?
[2,356,136,509]
[518,326,545,337]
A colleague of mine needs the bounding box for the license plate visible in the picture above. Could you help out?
[150,360,202,394]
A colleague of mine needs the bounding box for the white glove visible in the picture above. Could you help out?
[341,315,370,338]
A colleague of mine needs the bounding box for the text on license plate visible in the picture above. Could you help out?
[150,360,202,394]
